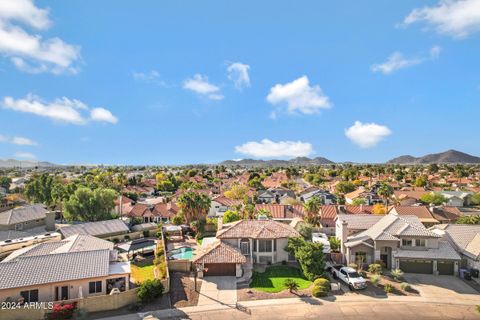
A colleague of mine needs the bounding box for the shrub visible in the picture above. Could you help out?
[156,231,163,238]
[400,282,411,291]
[368,263,382,274]
[124,235,130,241]
[45,302,77,320]
[390,268,404,281]
[143,230,150,238]
[370,274,380,287]
[383,283,393,293]
[312,278,330,297]
[281,260,287,265]
[476,305,480,314]
[137,279,164,302]
[112,238,119,244]
[284,278,299,293]
[374,260,386,269]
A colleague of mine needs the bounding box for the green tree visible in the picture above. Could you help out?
[352,198,367,205]
[177,191,211,223]
[286,237,325,281]
[283,279,299,293]
[24,173,56,207]
[335,181,356,194]
[303,196,322,225]
[222,210,241,224]
[329,237,341,252]
[471,193,480,206]
[377,182,394,205]
[0,176,11,190]
[63,187,117,221]
[420,193,447,206]
[414,176,428,188]
[455,215,480,224]
[137,279,164,303]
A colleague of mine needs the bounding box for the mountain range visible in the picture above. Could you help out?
[219,156,335,167]
[0,159,58,168]
[386,149,480,164]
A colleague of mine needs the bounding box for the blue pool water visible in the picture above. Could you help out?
[169,247,194,260]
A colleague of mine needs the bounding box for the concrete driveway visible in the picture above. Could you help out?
[197,276,237,307]
[403,274,479,303]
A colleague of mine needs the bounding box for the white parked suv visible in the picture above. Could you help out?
[331,266,367,290]
[311,232,331,253]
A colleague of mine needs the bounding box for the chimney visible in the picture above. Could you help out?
[118,195,123,215]
[217,216,223,230]
[339,220,348,254]
[45,210,56,231]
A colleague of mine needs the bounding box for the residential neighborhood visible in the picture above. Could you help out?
[2,0,480,319]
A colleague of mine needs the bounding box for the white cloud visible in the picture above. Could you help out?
[183,74,223,100]
[132,70,166,86]
[266,76,331,115]
[90,108,118,124]
[14,151,36,159]
[0,134,6,142]
[371,46,441,74]
[2,94,117,125]
[0,0,80,74]
[403,0,480,38]
[235,139,313,158]
[345,121,392,148]
[227,62,250,89]
[11,136,36,146]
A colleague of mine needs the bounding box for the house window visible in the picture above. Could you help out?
[402,239,412,246]
[89,281,102,294]
[415,239,426,247]
[20,289,39,303]
[258,240,273,252]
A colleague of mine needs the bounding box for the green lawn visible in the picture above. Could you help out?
[131,264,155,283]
[250,266,312,293]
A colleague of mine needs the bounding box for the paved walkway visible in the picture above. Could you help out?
[197,276,237,307]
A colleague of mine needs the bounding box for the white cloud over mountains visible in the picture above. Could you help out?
[0,135,36,146]
[2,94,118,125]
[0,0,80,74]
[345,121,392,148]
[266,76,331,117]
[235,139,313,158]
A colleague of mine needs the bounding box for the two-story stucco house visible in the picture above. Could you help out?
[193,220,300,277]
[339,214,461,275]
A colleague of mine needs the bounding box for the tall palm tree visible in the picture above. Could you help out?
[303,196,322,225]
[377,182,394,206]
[177,191,211,223]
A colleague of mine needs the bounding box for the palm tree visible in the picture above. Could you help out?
[177,191,211,223]
[377,182,394,206]
[303,196,322,225]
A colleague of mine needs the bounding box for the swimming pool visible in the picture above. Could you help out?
[169,247,194,260]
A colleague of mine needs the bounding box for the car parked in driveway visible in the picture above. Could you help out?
[331,265,367,290]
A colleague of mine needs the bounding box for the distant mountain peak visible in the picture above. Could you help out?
[220,156,334,167]
[387,149,480,164]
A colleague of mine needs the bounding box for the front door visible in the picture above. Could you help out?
[380,254,389,269]
[240,241,249,255]
[55,286,69,300]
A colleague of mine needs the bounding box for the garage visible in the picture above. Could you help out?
[437,260,454,275]
[204,263,236,276]
[400,259,433,274]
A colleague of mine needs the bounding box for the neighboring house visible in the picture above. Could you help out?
[299,189,336,205]
[389,206,439,227]
[335,214,383,238]
[209,196,242,218]
[319,205,338,235]
[393,190,428,206]
[259,188,295,204]
[0,235,130,303]
[114,195,135,216]
[58,219,129,239]
[339,214,460,275]
[432,224,480,271]
[0,204,60,258]
[345,187,382,205]
[0,186,7,196]
[0,204,55,232]
[153,202,179,223]
[438,191,473,207]
[257,190,275,204]
[255,204,305,223]
[429,206,462,224]
[338,205,374,215]
[127,201,178,223]
[193,220,300,277]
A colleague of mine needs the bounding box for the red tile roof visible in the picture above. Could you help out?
[193,241,246,264]
[255,204,305,219]
[217,220,300,239]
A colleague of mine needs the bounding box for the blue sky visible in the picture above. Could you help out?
[1,0,480,165]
